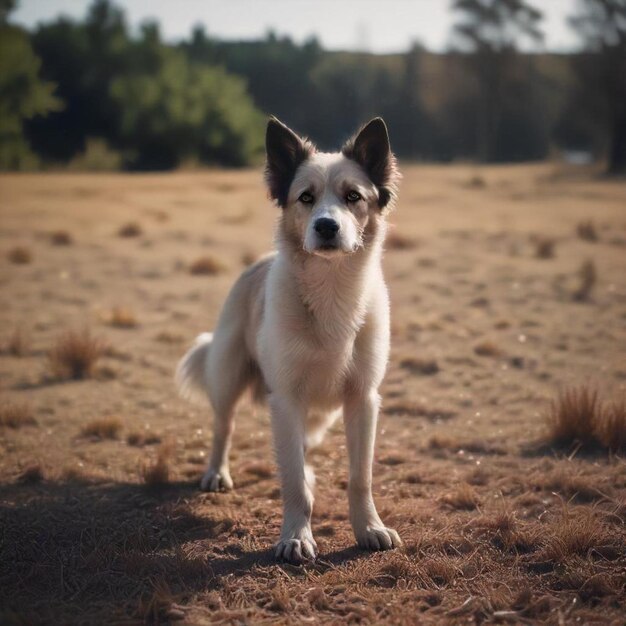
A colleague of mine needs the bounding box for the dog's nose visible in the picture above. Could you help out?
[314,218,339,241]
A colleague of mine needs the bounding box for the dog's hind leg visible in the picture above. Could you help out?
[177,331,250,492]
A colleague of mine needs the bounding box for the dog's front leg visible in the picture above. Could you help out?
[269,394,317,563]
[344,389,402,550]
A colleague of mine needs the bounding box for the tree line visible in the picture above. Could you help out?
[1,0,624,173]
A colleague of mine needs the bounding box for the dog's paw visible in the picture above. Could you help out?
[199,468,233,492]
[274,536,317,564]
[355,525,402,551]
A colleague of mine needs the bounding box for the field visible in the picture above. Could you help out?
[0,164,624,625]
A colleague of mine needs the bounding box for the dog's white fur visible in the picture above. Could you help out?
[177,117,401,564]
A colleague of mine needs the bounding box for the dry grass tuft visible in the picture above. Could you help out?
[141,442,174,487]
[48,329,106,380]
[532,236,556,259]
[547,385,599,448]
[573,259,597,302]
[541,511,612,562]
[81,416,123,440]
[440,483,480,510]
[0,402,36,429]
[386,231,417,250]
[576,220,598,242]
[5,327,29,356]
[546,385,625,452]
[127,429,162,447]
[117,222,143,237]
[189,255,226,276]
[18,463,44,483]
[400,356,439,376]
[596,396,626,452]
[474,340,502,357]
[7,246,32,264]
[103,307,138,329]
[50,230,73,245]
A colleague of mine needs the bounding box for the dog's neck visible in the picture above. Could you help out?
[282,226,386,337]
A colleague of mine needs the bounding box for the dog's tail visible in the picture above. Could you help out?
[175,332,213,403]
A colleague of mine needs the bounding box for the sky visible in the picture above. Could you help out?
[11,0,582,54]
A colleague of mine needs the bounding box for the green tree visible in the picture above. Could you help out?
[451,0,545,161]
[110,45,264,169]
[569,0,626,173]
[0,24,62,169]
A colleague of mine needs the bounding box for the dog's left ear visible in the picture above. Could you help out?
[342,118,399,209]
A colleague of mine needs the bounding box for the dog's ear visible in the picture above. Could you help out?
[342,117,399,209]
[265,117,314,208]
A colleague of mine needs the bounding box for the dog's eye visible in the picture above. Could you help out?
[298,192,314,204]
[346,190,361,203]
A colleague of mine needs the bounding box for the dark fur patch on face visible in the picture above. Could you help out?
[342,117,399,209]
[265,117,315,208]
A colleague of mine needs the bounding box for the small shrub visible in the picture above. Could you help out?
[118,222,142,238]
[50,230,73,246]
[573,259,596,301]
[189,255,226,276]
[81,416,122,439]
[576,220,598,242]
[0,402,36,428]
[48,329,105,380]
[7,247,32,264]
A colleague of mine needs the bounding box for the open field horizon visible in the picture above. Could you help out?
[1,164,625,624]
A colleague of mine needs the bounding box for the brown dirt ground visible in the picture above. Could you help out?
[0,164,625,625]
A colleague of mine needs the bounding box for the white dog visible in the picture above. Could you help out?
[177,116,402,564]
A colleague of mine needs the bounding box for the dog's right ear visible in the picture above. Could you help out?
[265,117,314,208]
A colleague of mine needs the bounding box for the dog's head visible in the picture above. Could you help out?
[265,117,399,258]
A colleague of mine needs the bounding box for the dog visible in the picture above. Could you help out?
[176,116,401,564]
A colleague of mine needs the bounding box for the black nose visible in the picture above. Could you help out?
[314,218,339,241]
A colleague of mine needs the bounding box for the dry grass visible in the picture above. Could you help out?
[117,222,143,237]
[81,416,123,440]
[440,483,480,510]
[532,236,556,259]
[50,230,73,245]
[547,385,600,448]
[127,430,162,446]
[577,220,598,242]
[386,231,417,250]
[5,327,29,356]
[0,402,36,429]
[474,340,502,357]
[546,385,625,453]
[7,246,32,264]
[189,255,226,276]
[399,356,439,375]
[1,166,625,625]
[103,307,138,329]
[141,442,174,487]
[596,397,626,453]
[48,329,106,380]
[573,259,597,301]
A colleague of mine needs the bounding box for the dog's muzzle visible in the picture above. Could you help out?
[314,218,339,249]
